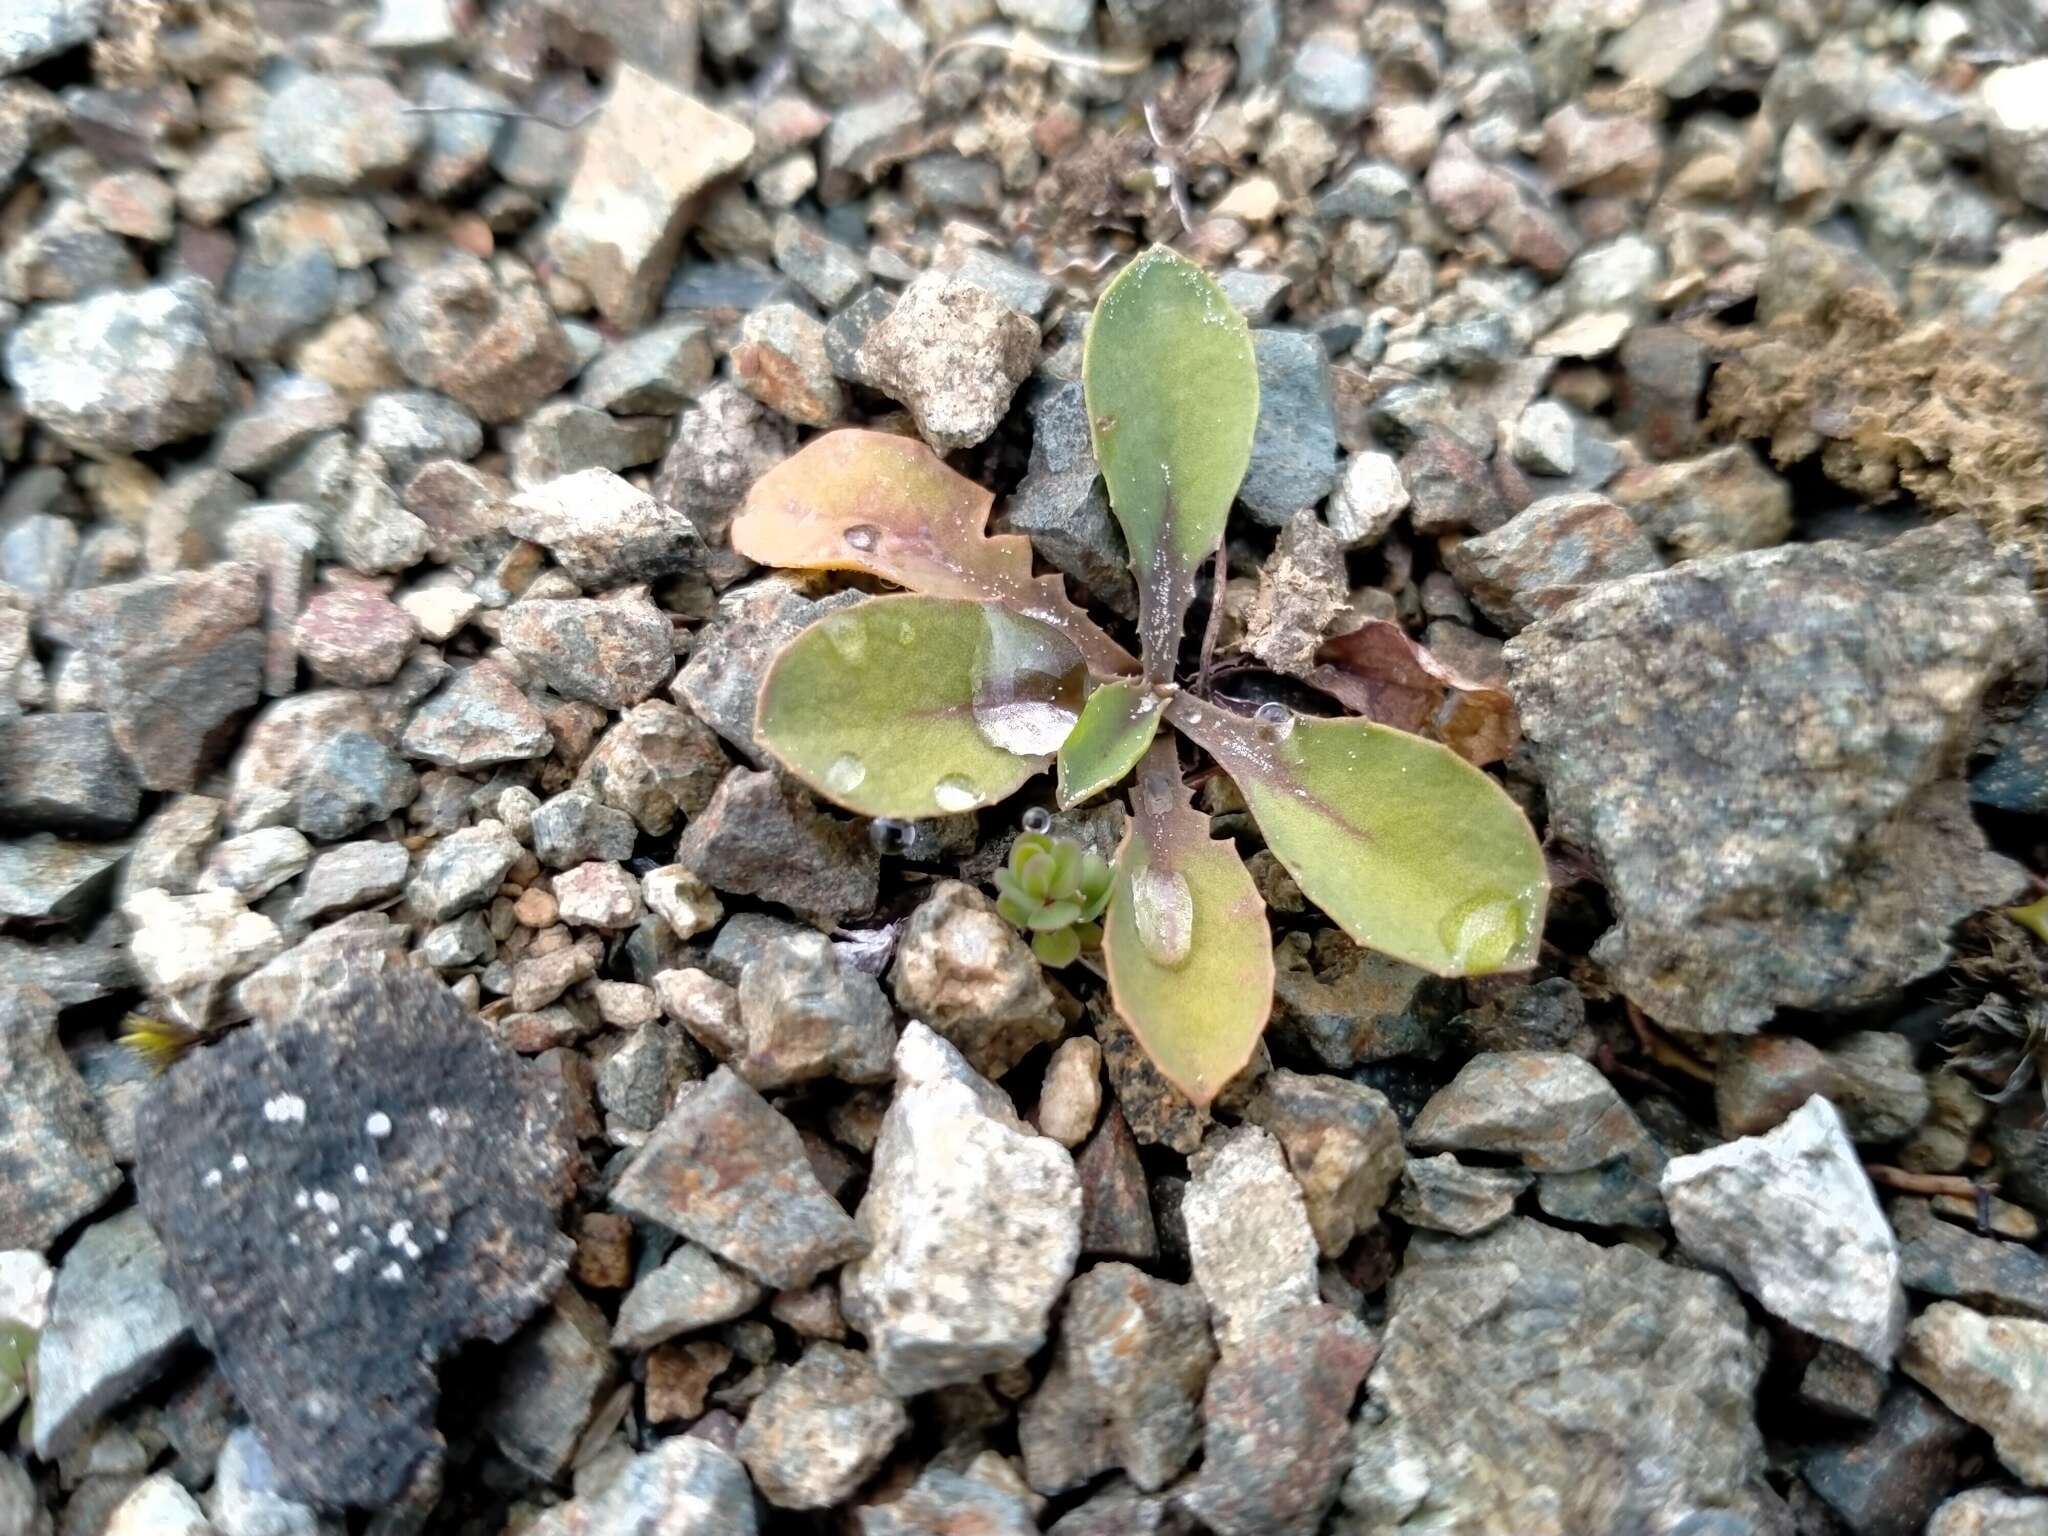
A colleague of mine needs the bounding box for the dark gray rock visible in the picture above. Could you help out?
[610,1066,864,1288]
[298,732,419,843]
[1506,521,2041,1033]
[357,392,484,486]
[1075,1106,1157,1262]
[653,382,795,568]
[498,591,675,709]
[482,1286,620,1483]
[1018,1262,1213,1495]
[531,791,637,870]
[1239,329,1339,526]
[0,834,126,922]
[612,1240,764,1350]
[1802,1385,1973,1536]
[577,317,713,415]
[996,382,1137,618]
[47,564,265,791]
[1445,492,1663,633]
[133,972,573,1508]
[0,986,119,1251]
[1973,690,2048,814]
[0,712,141,835]
[1344,1220,1766,1533]
[673,767,878,927]
[1391,1153,1530,1236]
[31,1210,192,1461]
[858,1467,1037,1536]
[1269,929,1456,1067]
[1895,1197,2048,1321]
[506,402,671,489]
[673,577,862,762]
[401,661,552,770]
[1179,1304,1376,1536]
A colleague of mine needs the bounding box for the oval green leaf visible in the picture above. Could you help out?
[1169,702,1549,977]
[1103,741,1275,1108]
[1056,679,1168,808]
[1084,246,1258,673]
[730,429,1134,676]
[756,594,1085,818]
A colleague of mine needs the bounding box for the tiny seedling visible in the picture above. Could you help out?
[735,245,1549,1105]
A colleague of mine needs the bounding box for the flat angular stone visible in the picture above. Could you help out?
[612,1240,764,1350]
[32,1210,192,1460]
[132,973,573,1508]
[1804,1383,1973,1536]
[1446,492,1662,632]
[1506,522,2038,1033]
[401,661,552,769]
[0,987,119,1251]
[611,1067,864,1288]
[1662,1096,1905,1367]
[1018,1262,1213,1495]
[842,1024,1081,1394]
[1182,1126,1318,1348]
[523,1436,757,1536]
[49,564,265,791]
[672,767,878,927]
[505,469,704,589]
[498,590,675,709]
[1901,1301,2048,1485]
[0,712,142,836]
[1245,1070,1404,1255]
[1180,1304,1376,1536]
[483,1286,620,1482]
[1344,1219,1765,1534]
[550,67,753,328]
[736,1341,908,1509]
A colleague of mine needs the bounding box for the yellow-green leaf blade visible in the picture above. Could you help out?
[1103,741,1274,1108]
[1084,247,1258,672]
[729,428,1133,675]
[755,594,1085,818]
[1170,703,1548,976]
[1056,679,1167,807]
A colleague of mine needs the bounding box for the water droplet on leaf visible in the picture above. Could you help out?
[970,610,1084,757]
[1254,701,1294,742]
[843,523,881,552]
[1130,866,1194,969]
[933,774,979,813]
[826,618,867,665]
[1020,807,1052,835]
[1436,890,1529,973]
[826,753,867,794]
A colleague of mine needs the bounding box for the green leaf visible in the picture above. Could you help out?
[1033,927,1083,968]
[1170,701,1548,977]
[1084,247,1259,676]
[1103,741,1275,1108]
[1056,678,1169,807]
[1030,899,1083,930]
[730,428,1134,675]
[756,594,1086,818]
[0,1321,32,1425]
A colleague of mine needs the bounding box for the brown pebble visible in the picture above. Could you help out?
[572,1211,633,1289]
[513,888,557,927]
[645,1339,732,1424]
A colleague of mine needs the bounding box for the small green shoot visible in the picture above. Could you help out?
[735,245,1550,1105]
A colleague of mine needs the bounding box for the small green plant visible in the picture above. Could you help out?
[0,1319,35,1445]
[995,808,1115,968]
[735,245,1549,1105]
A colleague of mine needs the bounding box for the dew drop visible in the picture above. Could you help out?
[933,774,980,813]
[869,817,916,854]
[1021,807,1052,835]
[826,753,867,794]
[1131,867,1194,969]
[843,523,881,552]
[826,618,868,665]
[1254,700,1294,742]
[1436,891,1529,973]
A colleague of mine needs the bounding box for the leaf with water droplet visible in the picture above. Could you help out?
[1056,679,1167,807]
[1084,246,1258,675]
[1169,702,1548,976]
[1103,739,1274,1108]
[730,428,1134,676]
[755,594,1085,818]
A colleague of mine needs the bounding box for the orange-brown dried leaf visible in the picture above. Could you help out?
[1304,619,1519,767]
[730,429,1134,674]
